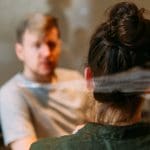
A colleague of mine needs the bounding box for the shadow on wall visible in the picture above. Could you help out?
[71,27,90,71]
[0,62,22,85]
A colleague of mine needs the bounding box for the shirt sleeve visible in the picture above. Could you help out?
[0,84,36,146]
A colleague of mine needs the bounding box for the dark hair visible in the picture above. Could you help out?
[87,2,150,105]
[16,13,60,43]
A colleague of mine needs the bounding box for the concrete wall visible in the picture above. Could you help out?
[0,0,150,85]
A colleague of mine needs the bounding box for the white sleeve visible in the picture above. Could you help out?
[0,85,36,146]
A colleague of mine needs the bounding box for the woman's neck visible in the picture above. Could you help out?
[95,102,142,126]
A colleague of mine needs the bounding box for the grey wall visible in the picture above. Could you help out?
[0,0,150,85]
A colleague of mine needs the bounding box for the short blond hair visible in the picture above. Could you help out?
[16,13,60,43]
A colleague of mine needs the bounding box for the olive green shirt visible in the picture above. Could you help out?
[30,122,150,150]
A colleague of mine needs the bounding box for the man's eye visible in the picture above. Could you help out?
[35,42,41,48]
[47,41,57,49]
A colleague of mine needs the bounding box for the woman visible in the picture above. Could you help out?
[30,2,150,150]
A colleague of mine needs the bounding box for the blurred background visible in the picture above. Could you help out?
[0,0,150,85]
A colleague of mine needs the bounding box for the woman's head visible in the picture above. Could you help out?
[88,2,149,76]
[86,2,150,124]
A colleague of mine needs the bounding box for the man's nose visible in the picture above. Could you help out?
[41,43,51,56]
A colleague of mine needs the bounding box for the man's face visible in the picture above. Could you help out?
[16,27,61,81]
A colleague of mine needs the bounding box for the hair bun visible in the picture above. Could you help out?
[108,2,145,47]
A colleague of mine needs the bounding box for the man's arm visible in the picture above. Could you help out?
[10,135,37,150]
[0,80,37,149]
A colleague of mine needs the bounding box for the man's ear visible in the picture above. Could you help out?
[15,43,24,61]
[84,67,94,90]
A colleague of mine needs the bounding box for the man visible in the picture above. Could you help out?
[0,13,87,150]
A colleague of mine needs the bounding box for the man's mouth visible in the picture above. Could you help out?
[40,61,52,67]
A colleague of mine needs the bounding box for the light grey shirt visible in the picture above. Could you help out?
[0,68,87,145]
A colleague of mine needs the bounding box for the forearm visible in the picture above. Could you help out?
[10,136,37,150]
